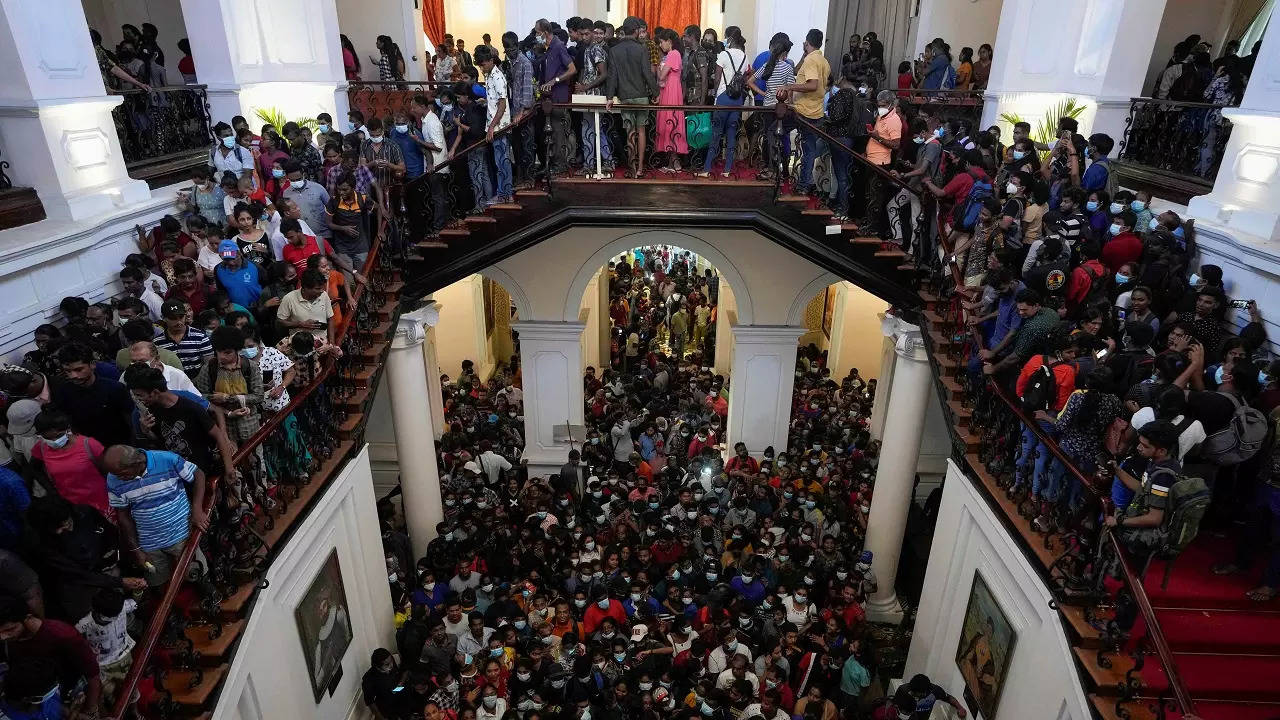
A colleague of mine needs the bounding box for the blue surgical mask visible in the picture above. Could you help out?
[1189,273,1201,286]
[1012,150,1026,160]
[1214,365,1225,385]
[349,121,358,131]
[1086,201,1099,212]
[370,135,384,144]
[1114,273,1130,284]
[317,123,330,134]
[43,432,71,449]
[271,168,285,179]
[913,136,925,145]
[221,136,236,148]
[240,346,259,359]
[1085,146,1092,158]
[1108,223,1122,236]
[1172,225,1184,239]
[1149,217,1160,231]
[395,124,409,134]
[1131,200,1146,211]
[934,127,945,139]
[1109,202,1124,214]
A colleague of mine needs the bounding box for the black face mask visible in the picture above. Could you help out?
[702,40,717,51]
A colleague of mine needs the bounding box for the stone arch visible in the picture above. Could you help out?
[560,229,755,325]
[785,272,843,327]
[474,266,534,321]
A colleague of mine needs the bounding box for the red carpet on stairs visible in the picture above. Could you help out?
[1142,534,1266,610]
[1153,608,1280,653]
[1138,653,1280,701]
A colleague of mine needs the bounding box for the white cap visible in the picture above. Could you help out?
[630,623,649,642]
[464,461,482,474]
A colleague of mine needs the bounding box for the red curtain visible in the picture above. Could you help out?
[422,0,447,51]
[627,0,701,34]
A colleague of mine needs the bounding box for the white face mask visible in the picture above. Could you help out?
[876,106,889,117]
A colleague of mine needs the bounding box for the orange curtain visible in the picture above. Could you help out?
[627,0,701,34]
[422,0,447,51]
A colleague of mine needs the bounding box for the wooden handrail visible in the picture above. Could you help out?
[108,211,390,720]
[1127,96,1232,110]
[786,112,920,198]
[404,109,537,192]
[1104,531,1198,716]
[986,381,1103,497]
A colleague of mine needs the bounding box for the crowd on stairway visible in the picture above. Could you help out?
[360,246,981,720]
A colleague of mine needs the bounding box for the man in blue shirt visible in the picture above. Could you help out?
[389,110,426,181]
[104,445,208,587]
[0,464,30,550]
[1081,132,1114,192]
[213,240,262,309]
[536,18,576,174]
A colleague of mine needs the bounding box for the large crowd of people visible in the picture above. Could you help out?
[0,9,1276,720]
[362,245,970,720]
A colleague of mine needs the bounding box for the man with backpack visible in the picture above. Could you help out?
[1174,343,1266,474]
[1013,330,1080,505]
[1065,241,1109,318]
[1106,420,1208,562]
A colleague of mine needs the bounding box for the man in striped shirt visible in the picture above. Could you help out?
[154,300,213,377]
[104,445,208,587]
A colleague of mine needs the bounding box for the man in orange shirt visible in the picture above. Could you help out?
[863,90,902,233]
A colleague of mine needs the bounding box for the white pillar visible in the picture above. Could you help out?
[512,320,585,477]
[0,0,151,220]
[982,0,1166,142]
[726,326,804,457]
[713,283,738,378]
[387,304,444,559]
[750,0,828,67]
[867,318,897,442]
[178,0,349,129]
[863,314,931,623]
[422,313,446,441]
[1188,23,1280,244]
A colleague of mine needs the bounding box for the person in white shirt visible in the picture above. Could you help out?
[715,654,760,693]
[476,46,514,203]
[743,690,790,720]
[1130,387,1206,462]
[121,341,202,397]
[707,635,753,675]
[476,441,513,485]
[76,590,138,701]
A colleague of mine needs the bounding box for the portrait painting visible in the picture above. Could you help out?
[295,550,353,702]
[955,572,1017,719]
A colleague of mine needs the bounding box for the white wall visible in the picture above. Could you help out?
[80,0,189,81]
[432,274,495,380]
[913,0,1004,59]
[213,446,395,720]
[826,282,891,382]
[0,184,183,363]
[336,0,427,81]
[905,460,1092,720]
[1140,0,1238,96]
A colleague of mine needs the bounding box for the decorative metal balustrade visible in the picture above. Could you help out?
[111,85,214,184]
[1117,97,1234,193]
[896,88,986,129]
[110,214,405,720]
[347,80,464,124]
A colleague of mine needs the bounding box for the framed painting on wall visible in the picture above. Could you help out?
[955,572,1017,719]
[295,550,353,702]
[822,286,837,337]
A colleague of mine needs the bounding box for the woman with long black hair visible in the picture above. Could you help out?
[340,34,361,81]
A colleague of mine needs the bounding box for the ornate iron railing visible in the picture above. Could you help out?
[896,88,986,129]
[925,220,1199,720]
[348,80,471,124]
[1118,97,1233,182]
[0,144,11,190]
[109,206,405,720]
[111,85,214,171]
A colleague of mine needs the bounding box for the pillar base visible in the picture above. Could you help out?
[0,97,152,222]
[1187,108,1280,243]
[865,595,905,625]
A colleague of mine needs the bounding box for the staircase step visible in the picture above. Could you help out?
[350,365,381,388]
[874,248,907,259]
[439,227,471,238]
[463,215,499,224]
[801,208,834,217]
[515,189,550,198]
[184,619,246,661]
[379,280,405,295]
[1155,608,1280,654]
[777,194,810,203]
[219,582,255,616]
[338,386,372,412]
[935,354,960,377]
[849,236,882,246]
[940,375,965,401]
[1098,696,1280,720]
[1061,605,1107,648]
[1076,647,1280,702]
[163,664,227,708]
[356,341,388,362]
[336,412,364,440]
[415,240,451,250]
[375,298,398,321]
[928,330,958,352]
[487,203,524,211]
[362,320,394,342]
[946,399,973,427]
[923,309,947,326]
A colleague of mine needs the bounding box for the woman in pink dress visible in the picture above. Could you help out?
[341,34,361,81]
[655,29,688,174]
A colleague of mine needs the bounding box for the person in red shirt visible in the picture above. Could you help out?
[649,532,684,565]
[1100,209,1142,272]
[165,257,211,315]
[923,148,989,223]
[0,596,102,712]
[725,442,759,477]
[1065,241,1108,314]
[583,588,627,634]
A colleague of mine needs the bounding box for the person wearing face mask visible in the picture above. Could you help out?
[1100,209,1142,272]
[27,408,111,518]
[887,116,941,252]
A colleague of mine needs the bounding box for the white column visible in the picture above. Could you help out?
[1188,23,1280,244]
[863,314,931,623]
[505,0,576,40]
[982,0,1166,141]
[726,326,804,457]
[512,320,585,477]
[0,0,151,220]
[749,0,829,67]
[713,283,738,378]
[178,0,349,129]
[387,304,444,558]
[867,317,897,442]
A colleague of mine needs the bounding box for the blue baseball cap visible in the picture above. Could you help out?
[218,240,239,259]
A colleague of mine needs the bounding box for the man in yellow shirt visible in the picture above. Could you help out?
[779,29,830,194]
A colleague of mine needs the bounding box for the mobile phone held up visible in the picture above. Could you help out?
[1228,299,1251,309]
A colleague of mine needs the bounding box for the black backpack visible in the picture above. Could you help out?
[724,51,747,100]
[1020,357,1064,415]
[847,97,876,139]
